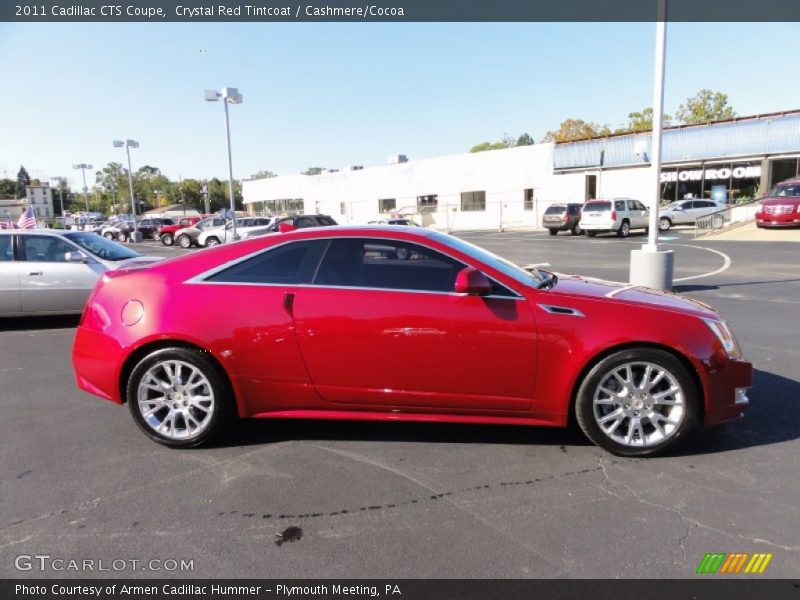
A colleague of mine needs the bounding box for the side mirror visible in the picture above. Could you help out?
[454,267,493,296]
[65,251,89,263]
[278,222,296,233]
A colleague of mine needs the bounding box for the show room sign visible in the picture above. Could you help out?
[660,165,762,183]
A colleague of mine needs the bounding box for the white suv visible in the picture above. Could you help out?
[580,198,649,238]
[197,217,274,247]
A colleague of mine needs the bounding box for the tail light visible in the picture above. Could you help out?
[563,214,569,221]
[611,211,617,221]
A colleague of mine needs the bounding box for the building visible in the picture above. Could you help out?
[25,184,55,218]
[242,110,800,231]
[143,203,201,219]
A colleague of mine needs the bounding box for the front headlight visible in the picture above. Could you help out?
[702,318,742,359]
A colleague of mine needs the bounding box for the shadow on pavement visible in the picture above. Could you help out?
[0,315,80,331]
[675,277,800,293]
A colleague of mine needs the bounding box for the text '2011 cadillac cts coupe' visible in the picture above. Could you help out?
[72,227,752,456]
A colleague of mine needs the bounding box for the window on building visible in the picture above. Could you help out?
[524,189,534,211]
[417,194,438,213]
[263,198,304,214]
[586,175,597,201]
[460,191,486,212]
[378,198,396,213]
[340,202,346,215]
[770,159,798,189]
[206,240,328,285]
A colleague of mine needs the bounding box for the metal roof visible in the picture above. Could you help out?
[554,111,800,170]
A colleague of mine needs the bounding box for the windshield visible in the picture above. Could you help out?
[769,183,800,198]
[432,232,545,288]
[64,232,140,261]
[583,201,611,211]
[544,206,566,215]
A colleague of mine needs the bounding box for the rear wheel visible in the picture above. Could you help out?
[103,232,115,240]
[127,347,234,448]
[659,217,672,231]
[161,233,174,246]
[575,348,699,457]
[204,236,221,247]
[548,228,558,236]
[177,235,192,249]
[571,223,582,236]
[713,214,724,228]
[117,231,129,243]
[617,220,630,238]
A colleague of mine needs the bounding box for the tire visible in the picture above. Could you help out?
[548,228,558,236]
[617,220,630,238]
[161,233,174,246]
[574,348,699,457]
[713,215,724,229]
[126,347,235,448]
[204,236,221,247]
[586,231,597,237]
[151,231,160,240]
[177,235,192,249]
[659,217,672,231]
[117,231,129,243]
[103,232,115,240]
[571,223,582,236]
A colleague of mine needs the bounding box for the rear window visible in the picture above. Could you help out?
[583,201,611,211]
[544,205,566,215]
[770,183,800,197]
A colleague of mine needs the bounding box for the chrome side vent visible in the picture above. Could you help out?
[538,304,585,317]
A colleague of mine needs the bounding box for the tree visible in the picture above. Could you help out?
[0,178,16,198]
[675,89,735,124]
[302,167,325,176]
[250,169,276,179]
[469,133,517,153]
[516,132,535,146]
[16,165,31,197]
[542,119,610,143]
[615,107,672,133]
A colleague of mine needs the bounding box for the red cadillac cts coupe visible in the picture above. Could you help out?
[72,227,752,457]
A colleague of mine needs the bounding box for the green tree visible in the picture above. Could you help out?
[516,132,535,146]
[542,119,610,143]
[0,178,16,198]
[615,107,672,133]
[675,89,735,124]
[16,165,31,197]
[302,167,325,176]
[469,141,509,153]
[250,169,277,179]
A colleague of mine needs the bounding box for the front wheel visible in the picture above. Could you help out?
[161,233,174,246]
[586,231,597,237]
[659,217,672,231]
[103,232,115,240]
[204,236,221,247]
[575,348,699,457]
[126,347,234,448]
[548,228,558,236]
[117,231,129,243]
[571,223,582,236]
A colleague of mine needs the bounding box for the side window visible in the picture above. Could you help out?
[0,236,13,261]
[205,240,328,285]
[635,200,647,211]
[615,201,626,211]
[314,238,465,293]
[294,217,316,228]
[683,202,696,210]
[22,235,75,262]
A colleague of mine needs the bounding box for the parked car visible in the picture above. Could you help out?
[580,198,649,238]
[159,216,204,246]
[755,178,800,228]
[100,218,133,240]
[542,203,583,235]
[73,226,751,457]
[368,218,422,227]
[198,217,274,247]
[174,216,228,249]
[262,214,338,233]
[0,230,159,316]
[658,199,725,231]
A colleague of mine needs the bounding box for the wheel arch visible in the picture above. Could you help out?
[118,339,241,417]
[567,341,705,426]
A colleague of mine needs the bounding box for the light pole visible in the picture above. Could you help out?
[113,139,141,242]
[50,177,65,217]
[204,87,243,242]
[72,163,92,214]
[202,181,210,215]
[629,0,674,291]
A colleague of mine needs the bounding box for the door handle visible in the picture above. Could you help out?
[28,271,43,276]
[283,292,295,315]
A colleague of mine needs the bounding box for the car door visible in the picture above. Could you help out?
[0,234,21,315]
[627,200,647,228]
[19,235,104,314]
[673,201,693,224]
[693,200,718,222]
[291,236,538,412]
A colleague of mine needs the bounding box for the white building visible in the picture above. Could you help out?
[243,110,800,231]
[25,184,55,218]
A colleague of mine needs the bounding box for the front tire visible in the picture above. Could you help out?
[204,236,221,247]
[548,228,558,236]
[571,223,582,236]
[586,231,597,237]
[575,348,699,457]
[103,232,115,240]
[126,347,234,448]
[659,217,672,231]
[161,233,174,246]
[117,231,129,243]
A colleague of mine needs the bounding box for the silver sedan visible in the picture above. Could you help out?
[0,230,159,317]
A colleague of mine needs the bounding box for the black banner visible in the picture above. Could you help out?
[3,0,800,23]
[3,580,800,600]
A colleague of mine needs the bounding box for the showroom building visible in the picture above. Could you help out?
[242,110,800,231]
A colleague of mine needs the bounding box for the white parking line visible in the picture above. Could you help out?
[667,244,733,282]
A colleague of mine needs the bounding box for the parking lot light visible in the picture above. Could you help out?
[113,139,141,242]
[205,87,243,242]
[71,163,93,213]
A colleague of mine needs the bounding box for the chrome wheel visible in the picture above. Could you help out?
[592,361,685,448]
[136,360,215,441]
[178,235,192,249]
[659,217,671,231]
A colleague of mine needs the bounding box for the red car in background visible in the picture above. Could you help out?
[756,177,800,228]
[72,227,751,457]
[158,215,206,246]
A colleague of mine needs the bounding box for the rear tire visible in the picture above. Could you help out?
[103,232,115,240]
[548,228,558,236]
[117,231,129,243]
[204,236,221,247]
[574,348,699,457]
[126,347,235,449]
[571,223,582,236]
[659,217,672,231]
[177,235,192,249]
[161,233,174,246]
[617,220,630,238]
[586,231,597,237]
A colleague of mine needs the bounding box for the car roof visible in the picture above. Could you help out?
[0,229,72,237]
[281,225,435,238]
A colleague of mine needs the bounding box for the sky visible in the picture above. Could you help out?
[1,21,799,188]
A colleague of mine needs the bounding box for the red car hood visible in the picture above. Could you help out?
[761,197,800,206]
[548,274,717,317]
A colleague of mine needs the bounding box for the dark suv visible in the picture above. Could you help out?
[542,203,583,236]
[265,214,338,232]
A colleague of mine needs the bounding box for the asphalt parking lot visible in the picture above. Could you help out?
[1,229,798,579]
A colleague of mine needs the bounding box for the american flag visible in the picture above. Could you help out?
[17,206,36,229]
